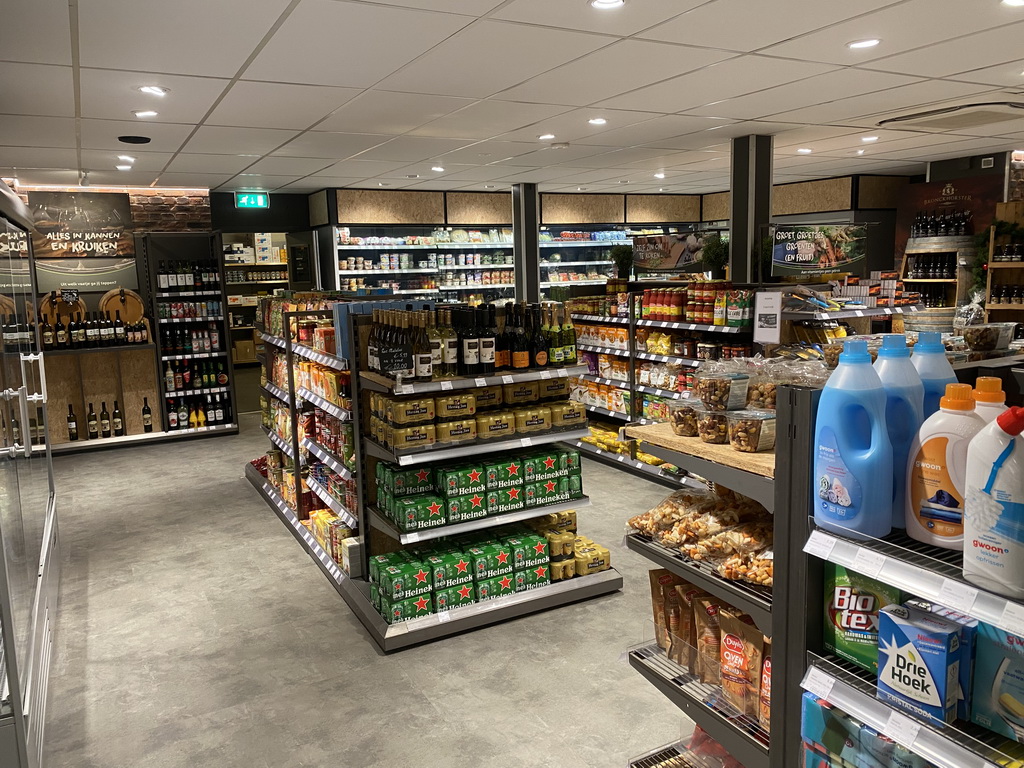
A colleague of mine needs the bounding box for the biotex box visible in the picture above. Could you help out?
[877,604,960,725]
[970,621,1024,744]
[824,564,904,673]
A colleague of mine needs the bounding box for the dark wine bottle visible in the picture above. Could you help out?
[66,403,78,441]
[112,400,124,437]
[478,305,495,376]
[54,313,68,350]
[100,401,111,438]
[142,397,153,433]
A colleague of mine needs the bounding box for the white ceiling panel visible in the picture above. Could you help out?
[353,136,478,162]
[241,156,334,176]
[80,150,173,173]
[492,0,707,36]
[407,178,488,191]
[223,174,297,191]
[871,137,1016,160]
[244,0,472,88]
[500,144,619,167]
[3,116,77,148]
[498,167,594,183]
[79,0,287,76]
[565,146,687,170]
[0,147,78,169]
[164,153,261,175]
[85,170,163,187]
[547,168,637,184]
[296,176,366,188]
[315,91,473,134]
[0,63,75,117]
[182,126,301,155]
[761,0,1018,66]
[664,151,731,168]
[208,82,361,130]
[640,0,902,52]
[616,151,715,170]
[497,40,735,108]
[79,69,229,123]
[2,169,82,186]
[436,141,538,164]
[572,115,733,147]
[1,0,71,65]
[376,20,611,98]
[347,177,426,189]
[598,55,838,113]
[154,172,233,189]
[497,108,660,143]
[771,126,868,148]
[946,59,1024,88]
[312,159,411,177]
[351,0,503,13]
[409,100,573,139]
[866,21,1024,78]
[415,164,528,181]
[273,132,391,160]
[79,119,193,152]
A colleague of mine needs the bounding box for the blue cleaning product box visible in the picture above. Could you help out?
[971,622,1024,744]
[877,604,960,725]
[857,725,933,768]
[929,605,977,722]
[801,691,862,766]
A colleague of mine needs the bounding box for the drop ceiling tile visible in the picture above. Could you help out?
[771,126,867,149]
[79,119,193,153]
[0,147,78,169]
[78,69,229,124]
[354,136,478,162]
[415,164,526,181]
[348,177,427,189]
[664,151,732,168]
[640,0,902,52]
[165,153,262,175]
[565,146,684,169]
[500,144,619,166]
[315,91,474,134]
[868,22,1024,79]
[275,182,330,193]
[242,156,335,176]
[1,169,81,186]
[85,170,163,187]
[572,115,734,147]
[437,140,539,164]
[273,132,392,160]
[498,108,663,144]
[407,179,486,191]
[183,126,301,155]
[312,159,411,177]
[409,101,574,139]
[224,174,297,191]
[350,0,503,12]
[499,167,595,183]
[597,55,838,113]
[299,176,368,188]
[4,116,77,148]
[245,0,472,88]
[209,82,362,130]
[492,0,706,36]
[497,40,735,108]
[80,150,173,173]
[1,0,71,65]
[79,0,288,76]
[761,0,1017,66]
[547,168,635,184]
[946,59,1024,88]
[0,63,74,117]
[376,20,611,98]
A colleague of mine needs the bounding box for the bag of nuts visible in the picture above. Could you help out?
[726,410,777,453]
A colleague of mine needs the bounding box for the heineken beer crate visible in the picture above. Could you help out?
[526,478,572,506]
[436,463,486,497]
[486,486,525,515]
[508,534,549,569]
[378,561,433,601]
[393,494,447,532]
[469,543,513,580]
[515,564,552,592]
[380,593,433,624]
[377,464,434,497]
[434,583,476,612]
[427,551,474,589]
[476,574,515,602]
[484,458,525,490]
[368,551,413,584]
[446,492,489,524]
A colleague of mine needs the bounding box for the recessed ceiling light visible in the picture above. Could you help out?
[431,166,444,172]
[588,117,607,125]
[577,187,588,191]
[857,149,866,155]
[590,0,624,8]
[659,188,667,192]
[132,110,158,118]
[118,135,151,144]
[618,180,629,184]
[1004,0,1024,7]
[847,38,881,49]
[484,185,495,189]
[378,182,390,187]
[138,86,169,96]
[550,142,570,150]
[406,174,420,179]
[117,155,136,162]
[538,133,556,140]
[654,172,666,179]
[861,136,879,143]
[797,148,813,154]
[115,165,132,171]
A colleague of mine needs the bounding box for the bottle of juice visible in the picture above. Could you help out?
[905,383,985,549]
[972,376,1007,424]
[873,335,924,529]
[911,331,957,419]
[813,339,893,540]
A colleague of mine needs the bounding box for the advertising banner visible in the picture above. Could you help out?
[35,258,139,293]
[894,176,1003,263]
[771,225,868,276]
[633,233,705,271]
[27,191,134,259]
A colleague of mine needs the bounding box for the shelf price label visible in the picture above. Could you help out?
[802,666,835,701]
[882,711,921,750]
[502,375,514,385]
[1000,601,1024,638]
[475,378,487,387]
[937,579,978,616]
[804,530,837,560]
[852,548,886,579]
[440,381,453,391]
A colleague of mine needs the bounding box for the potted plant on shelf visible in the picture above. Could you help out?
[610,244,633,279]
[701,233,729,279]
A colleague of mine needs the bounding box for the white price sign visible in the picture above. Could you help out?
[852,548,885,579]
[475,378,487,387]
[437,611,451,623]
[541,370,552,379]
[937,579,979,615]
[440,381,453,391]
[804,530,837,560]
[802,666,835,701]
[502,375,514,385]
[406,532,421,543]
[882,711,921,750]
[1000,601,1024,638]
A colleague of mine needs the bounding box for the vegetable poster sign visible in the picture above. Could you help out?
[771,225,867,276]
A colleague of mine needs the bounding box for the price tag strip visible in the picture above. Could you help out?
[801,666,835,701]
[804,530,838,560]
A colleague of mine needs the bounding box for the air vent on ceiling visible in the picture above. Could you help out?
[878,101,1024,131]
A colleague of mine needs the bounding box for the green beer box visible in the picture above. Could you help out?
[369,551,413,584]
[484,458,526,490]
[377,486,395,517]
[377,464,434,497]
[394,494,447,532]
[469,543,513,580]
[476,574,516,602]
[434,583,476,612]
[526,478,572,507]
[509,534,549,569]
[447,492,489,524]
[427,551,474,590]
[487,486,526,515]
[378,561,433,601]
[525,448,579,483]
[515,563,552,592]
[436,463,486,497]
[380,593,433,624]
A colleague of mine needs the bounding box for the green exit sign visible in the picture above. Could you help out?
[235,192,270,209]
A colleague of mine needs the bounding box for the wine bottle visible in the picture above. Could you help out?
[142,397,153,433]
[426,310,442,380]
[398,312,415,379]
[367,309,380,373]
[102,312,115,346]
[167,398,178,430]
[205,394,216,425]
[11,413,20,445]
[86,402,98,439]
[478,305,495,376]
[100,401,111,438]
[208,323,219,352]
[412,311,433,383]
[511,304,530,371]
[41,315,54,351]
[112,400,124,437]
[66,403,78,441]
[177,399,189,429]
[561,308,577,365]
[529,305,549,368]
[459,308,480,377]
[55,313,68,349]
[549,305,565,367]
[214,394,224,424]
[494,305,509,372]
[441,309,458,378]
[157,260,169,291]
[113,310,126,345]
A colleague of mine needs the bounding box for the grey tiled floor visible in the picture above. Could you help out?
[45,414,685,767]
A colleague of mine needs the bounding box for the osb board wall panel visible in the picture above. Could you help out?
[772,177,853,216]
[702,192,729,221]
[309,191,330,227]
[337,190,445,224]
[858,176,909,209]
[626,195,700,223]
[445,192,513,225]
[541,194,624,225]
[46,356,83,444]
[118,349,159,435]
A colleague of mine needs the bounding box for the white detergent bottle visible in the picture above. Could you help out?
[911,332,957,419]
[973,376,1008,424]
[963,406,1024,597]
[813,339,893,541]
[874,334,924,529]
[906,383,985,549]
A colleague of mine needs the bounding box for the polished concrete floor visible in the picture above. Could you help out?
[45,414,685,768]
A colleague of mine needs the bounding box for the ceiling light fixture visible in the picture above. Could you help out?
[588,117,607,125]
[538,133,556,140]
[117,155,136,162]
[138,86,169,96]
[659,188,666,192]
[118,135,151,144]
[861,136,879,142]
[484,185,495,189]
[857,149,866,155]
[577,187,587,191]
[590,0,624,8]
[847,38,881,49]
[618,180,629,184]
[115,165,132,171]
[550,142,570,149]
[797,148,813,154]
[406,175,420,179]
[1003,0,1024,7]
[80,171,90,187]
[654,172,666,179]
[431,166,444,172]
[132,110,158,118]
[378,182,390,187]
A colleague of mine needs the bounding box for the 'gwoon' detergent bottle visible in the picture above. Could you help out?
[912,332,957,419]
[963,406,1024,597]
[906,383,985,549]
[873,334,924,529]
[813,339,893,541]
[973,376,1008,424]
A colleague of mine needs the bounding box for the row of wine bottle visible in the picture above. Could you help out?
[156,260,221,292]
[41,310,149,350]
[167,394,232,430]
[159,326,222,356]
[62,393,234,439]
[366,302,578,382]
[66,399,151,440]
[164,360,230,392]
[910,209,973,238]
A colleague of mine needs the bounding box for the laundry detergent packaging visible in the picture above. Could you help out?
[801,691,862,766]
[824,563,904,674]
[971,622,1024,744]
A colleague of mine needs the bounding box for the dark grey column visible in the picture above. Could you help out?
[512,183,540,302]
[730,135,774,283]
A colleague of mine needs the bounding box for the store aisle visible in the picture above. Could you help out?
[44,417,682,768]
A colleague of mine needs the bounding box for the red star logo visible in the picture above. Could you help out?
[416,469,430,482]
[448,478,457,489]
[534,566,548,579]
[394,609,401,618]
[544,480,556,493]
[414,569,428,584]
[468,469,481,483]
[506,462,520,476]
[508,487,520,500]
[497,551,509,564]
[458,585,472,599]
[427,502,442,517]
[543,457,556,470]
[470,494,483,508]
[499,576,512,590]
[533,541,547,555]
[455,559,469,573]
[414,596,429,611]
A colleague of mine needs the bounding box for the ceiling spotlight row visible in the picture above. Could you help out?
[795,136,880,156]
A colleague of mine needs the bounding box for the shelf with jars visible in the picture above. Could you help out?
[985,225,1024,322]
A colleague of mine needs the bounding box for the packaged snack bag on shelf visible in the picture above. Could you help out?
[689,726,748,768]
[759,637,772,732]
[669,583,709,670]
[649,569,687,650]
[695,597,725,685]
[719,608,763,717]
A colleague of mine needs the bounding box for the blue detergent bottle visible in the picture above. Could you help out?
[912,332,957,419]
[874,335,924,529]
[813,339,894,540]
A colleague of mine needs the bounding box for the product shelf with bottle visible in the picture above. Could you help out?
[538,226,624,297]
[899,235,973,315]
[984,225,1024,322]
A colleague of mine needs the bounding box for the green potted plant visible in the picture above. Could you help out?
[701,233,728,278]
[610,244,633,279]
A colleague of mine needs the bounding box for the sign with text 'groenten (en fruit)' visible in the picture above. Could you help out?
[234,192,270,209]
[771,225,867,277]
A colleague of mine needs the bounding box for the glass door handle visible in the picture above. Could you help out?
[20,352,46,404]
[16,385,30,458]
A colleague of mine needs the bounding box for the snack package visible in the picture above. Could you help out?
[688,726,747,768]
[759,637,772,732]
[669,583,709,670]
[719,608,763,717]
[649,569,686,651]
[695,597,725,685]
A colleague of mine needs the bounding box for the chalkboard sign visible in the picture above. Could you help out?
[58,288,79,304]
[379,348,411,377]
